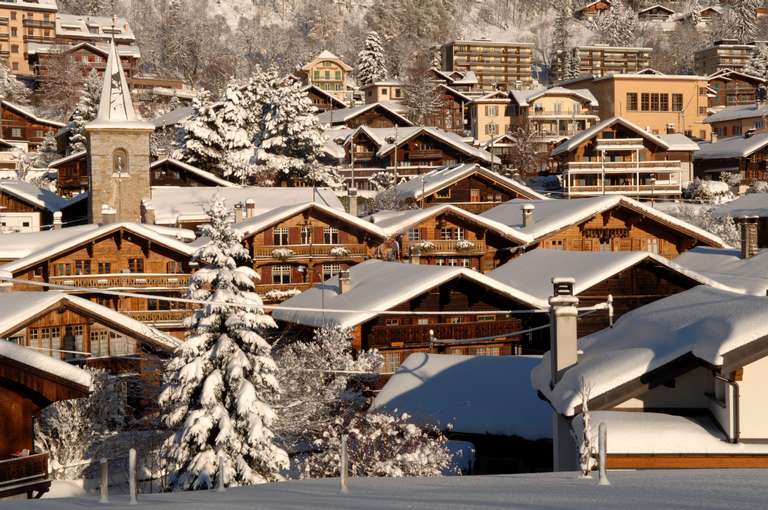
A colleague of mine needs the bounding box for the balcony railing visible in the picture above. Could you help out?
[367,318,523,348]
[49,273,191,289]
[407,150,444,160]
[405,239,487,256]
[123,309,191,324]
[0,453,49,499]
[252,244,368,259]
[22,19,55,29]
[565,160,683,173]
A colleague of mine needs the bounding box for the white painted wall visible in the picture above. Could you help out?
[0,211,41,232]
[614,367,712,410]
[738,356,768,440]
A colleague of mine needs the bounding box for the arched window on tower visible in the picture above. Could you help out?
[112,148,129,176]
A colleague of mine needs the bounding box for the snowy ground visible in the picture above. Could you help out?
[6,470,768,509]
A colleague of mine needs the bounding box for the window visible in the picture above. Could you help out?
[10,27,16,36]
[273,227,289,245]
[671,93,683,112]
[381,351,401,373]
[167,261,183,273]
[485,105,498,116]
[98,262,111,274]
[323,227,339,244]
[272,265,291,284]
[381,88,388,95]
[74,260,91,275]
[455,227,465,240]
[646,238,659,254]
[660,93,669,112]
[90,329,109,357]
[626,93,638,111]
[313,70,320,79]
[10,11,15,20]
[128,258,144,273]
[756,120,765,130]
[448,317,462,324]
[484,123,498,135]
[477,314,496,322]
[440,227,453,240]
[650,93,660,111]
[699,87,707,96]
[417,318,429,325]
[472,346,501,356]
[699,106,707,115]
[322,263,341,279]
[407,228,420,241]
[385,318,400,326]
[300,225,312,244]
[55,263,71,276]
[394,88,402,98]
[11,62,17,71]
[10,127,21,138]
[34,129,43,138]
[640,93,650,111]
[434,188,451,199]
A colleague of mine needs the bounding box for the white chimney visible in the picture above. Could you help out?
[738,216,759,259]
[521,204,535,228]
[348,187,358,217]
[141,202,156,224]
[101,204,117,225]
[549,277,579,387]
[52,211,62,230]
[338,270,351,294]
[245,198,256,219]
[234,202,244,224]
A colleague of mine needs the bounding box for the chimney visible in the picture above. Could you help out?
[245,198,256,219]
[234,202,244,224]
[739,216,759,259]
[348,187,358,217]
[141,201,156,224]
[52,211,62,230]
[101,204,117,225]
[521,204,535,228]
[338,270,351,294]
[549,277,579,387]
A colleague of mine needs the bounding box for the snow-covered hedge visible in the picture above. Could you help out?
[455,240,475,251]
[416,241,436,252]
[748,181,768,194]
[272,247,295,259]
[264,288,302,302]
[658,203,740,247]
[330,246,351,257]
[683,178,734,205]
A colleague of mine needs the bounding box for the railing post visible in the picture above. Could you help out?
[128,449,137,505]
[339,434,349,495]
[99,458,109,504]
[598,422,610,486]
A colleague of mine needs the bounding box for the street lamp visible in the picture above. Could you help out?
[386,125,399,186]
[650,173,656,207]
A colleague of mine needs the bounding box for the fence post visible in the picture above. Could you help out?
[128,449,137,505]
[217,455,226,493]
[598,422,610,486]
[99,458,109,504]
[339,434,349,495]
[607,294,614,327]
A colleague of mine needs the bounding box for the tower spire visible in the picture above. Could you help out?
[90,22,139,126]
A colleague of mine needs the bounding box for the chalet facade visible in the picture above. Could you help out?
[303,84,347,113]
[574,0,611,20]
[360,81,404,104]
[231,202,387,302]
[273,260,548,372]
[707,69,765,110]
[387,163,545,213]
[0,180,79,232]
[0,101,64,149]
[48,150,87,197]
[694,132,768,184]
[27,41,140,85]
[480,195,729,259]
[637,5,675,21]
[317,102,413,129]
[422,85,472,136]
[705,104,768,141]
[297,50,354,102]
[550,117,699,198]
[468,91,511,143]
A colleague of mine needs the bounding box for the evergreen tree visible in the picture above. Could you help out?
[67,69,102,154]
[744,44,768,80]
[402,55,442,124]
[0,61,31,105]
[732,0,760,44]
[689,0,703,26]
[34,132,61,167]
[159,196,287,489]
[356,31,387,86]
[591,0,638,47]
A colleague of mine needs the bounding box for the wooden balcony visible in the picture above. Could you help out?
[49,273,191,290]
[406,239,487,256]
[123,309,191,324]
[252,244,368,259]
[565,160,683,172]
[408,149,444,160]
[0,453,50,499]
[367,318,523,348]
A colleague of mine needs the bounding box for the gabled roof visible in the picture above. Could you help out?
[676,246,768,296]
[316,102,413,127]
[532,286,768,416]
[366,204,532,244]
[390,163,546,203]
[0,222,197,275]
[438,84,473,103]
[708,68,766,84]
[551,116,692,157]
[232,201,386,241]
[47,150,87,169]
[301,50,353,71]
[1,100,65,128]
[695,133,768,160]
[471,90,511,103]
[489,249,735,301]
[272,259,548,329]
[712,192,768,218]
[0,180,73,212]
[0,292,181,354]
[635,68,665,75]
[705,104,768,124]
[150,158,237,188]
[480,196,730,248]
[574,0,611,12]
[509,87,598,107]
[302,84,348,109]
[638,4,675,15]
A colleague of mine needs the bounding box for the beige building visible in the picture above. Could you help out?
[361,81,404,104]
[573,45,652,77]
[0,0,57,76]
[298,50,353,102]
[705,104,768,140]
[562,74,712,140]
[694,39,755,75]
[468,91,510,143]
[441,40,534,91]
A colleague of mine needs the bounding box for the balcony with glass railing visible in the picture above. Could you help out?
[563,160,683,196]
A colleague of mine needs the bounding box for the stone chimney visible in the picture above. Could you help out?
[245,198,256,219]
[52,211,62,230]
[739,216,759,259]
[338,270,351,294]
[348,187,358,217]
[549,277,579,387]
[521,204,535,228]
[234,202,244,224]
[101,204,117,224]
[141,201,156,225]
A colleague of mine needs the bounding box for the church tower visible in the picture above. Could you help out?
[85,33,153,224]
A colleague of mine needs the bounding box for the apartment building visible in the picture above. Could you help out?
[297,50,354,102]
[562,73,712,140]
[0,0,57,76]
[694,39,755,75]
[441,40,534,91]
[573,45,652,77]
[468,91,511,142]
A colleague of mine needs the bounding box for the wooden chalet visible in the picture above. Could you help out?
[342,126,497,192]
[708,69,765,109]
[232,202,387,302]
[0,180,80,232]
[0,223,197,338]
[368,204,529,273]
[637,4,675,21]
[0,339,90,499]
[273,260,548,372]
[489,249,733,336]
[536,287,768,469]
[480,195,729,259]
[550,117,700,198]
[317,102,413,129]
[0,101,64,149]
[574,0,611,20]
[387,163,546,213]
[303,84,347,113]
[48,150,87,198]
[694,131,768,184]
[422,85,472,136]
[27,41,140,85]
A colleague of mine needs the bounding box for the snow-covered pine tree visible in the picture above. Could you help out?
[402,55,442,125]
[744,44,768,80]
[0,60,31,105]
[357,31,387,86]
[159,196,287,489]
[689,0,703,26]
[591,0,637,47]
[34,132,61,167]
[566,50,582,80]
[180,89,230,174]
[67,69,101,154]
[550,0,574,82]
[732,0,760,44]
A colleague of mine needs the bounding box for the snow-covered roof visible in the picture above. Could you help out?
[273,259,547,329]
[532,286,768,416]
[509,87,599,107]
[675,246,768,296]
[145,186,344,226]
[694,133,768,160]
[56,13,136,42]
[232,201,386,241]
[551,117,688,157]
[301,50,353,72]
[705,104,768,124]
[0,0,56,10]
[316,102,413,127]
[47,150,86,169]
[0,292,180,354]
[712,192,768,218]
[489,249,734,301]
[480,196,729,248]
[0,338,90,392]
[0,180,73,212]
[1,100,65,128]
[0,224,99,260]
[26,40,142,59]
[0,222,196,275]
[151,106,195,129]
[302,84,348,109]
[657,133,701,151]
[371,353,552,439]
[150,158,236,188]
[390,163,546,203]
[366,204,532,244]
[708,69,766,85]
[638,4,675,15]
